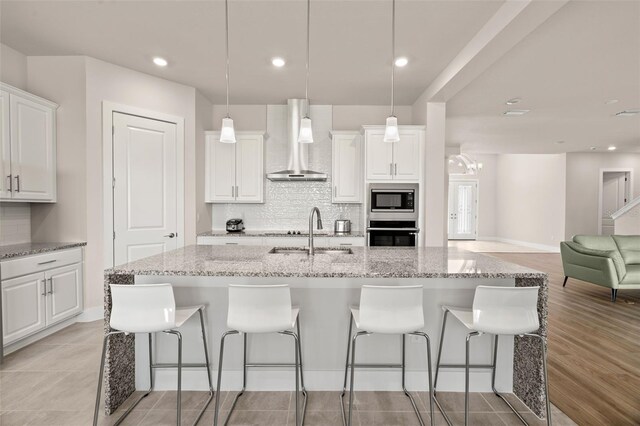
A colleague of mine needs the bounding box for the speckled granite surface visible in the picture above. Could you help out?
[103,245,548,418]
[198,230,366,238]
[0,242,87,260]
[107,245,544,279]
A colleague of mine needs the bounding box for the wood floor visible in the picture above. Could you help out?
[488,252,640,426]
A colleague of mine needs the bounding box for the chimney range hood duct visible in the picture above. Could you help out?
[266,99,327,181]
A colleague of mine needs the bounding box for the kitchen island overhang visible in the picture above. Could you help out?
[103,245,548,418]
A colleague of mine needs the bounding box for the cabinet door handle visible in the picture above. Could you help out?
[37,259,57,266]
[225,242,238,245]
[389,163,393,175]
[6,175,11,192]
[41,279,47,296]
[231,185,234,198]
[15,175,20,192]
[47,278,53,295]
[236,185,239,197]
[394,163,398,175]
[334,186,337,197]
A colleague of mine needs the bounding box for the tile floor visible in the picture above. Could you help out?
[0,321,576,425]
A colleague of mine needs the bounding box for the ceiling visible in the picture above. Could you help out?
[0,0,503,105]
[447,0,640,154]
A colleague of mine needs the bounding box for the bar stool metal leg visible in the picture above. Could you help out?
[491,335,527,425]
[164,330,183,426]
[280,330,302,426]
[409,331,435,426]
[194,307,214,425]
[347,331,370,426]
[465,331,480,426]
[296,318,308,425]
[339,315,354,425]
[214,330,239,426]
[93,331,154,426]
[433,309,453,426]
[401,334,428,426]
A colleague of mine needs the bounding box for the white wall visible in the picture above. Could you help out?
[615,203,640,235]
[450,154,498,239]
[28,56,88,245]
[0,43,27,90]
[565,153,640,238]
[495,154,566,250]
[196,91,214,234]
[84,57,199,309]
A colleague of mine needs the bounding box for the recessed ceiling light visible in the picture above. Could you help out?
[153,57,168,67]
[556,140,565,144]
[605,99,619,105]
[503,110,530,116]
[615,109,640,117]
[590,146,597,151]
[608,146,617,151]
[394,57,408,67]
[271,57,285,67]
[505,98,521,105]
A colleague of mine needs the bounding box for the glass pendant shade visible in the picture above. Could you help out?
[298,116,314,143]
[220,117,236,143]
[383,116,400,143]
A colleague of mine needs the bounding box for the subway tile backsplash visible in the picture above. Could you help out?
[211,104,363,231]
[0,203,31,246]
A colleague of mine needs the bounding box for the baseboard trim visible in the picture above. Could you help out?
[482,237,559,253]
[76,306,104,322]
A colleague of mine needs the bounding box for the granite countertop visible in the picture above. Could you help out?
[107,244,545,279]
[0,242,87,260]
[198,230,365,238]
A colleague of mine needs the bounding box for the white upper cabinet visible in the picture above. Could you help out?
[331,131,362,203]
[205,131,264,203]
[0,83,57,203]
[362,125,424,181]
[0,90,10,199]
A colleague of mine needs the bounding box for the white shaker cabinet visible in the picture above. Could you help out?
[205,131,264,203]
[1,272,47,345]
[0,83,57,202]
[1,248,84,346]
[362,125,424,181]
[331,131,363,203]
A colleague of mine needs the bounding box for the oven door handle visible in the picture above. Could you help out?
[366,227,420,232]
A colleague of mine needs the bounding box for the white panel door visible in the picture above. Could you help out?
[45,263,83,325]
[113,112,178,266]
[235,134,263,203]
[601,172,628,235]
[365,130,394,180]
[393,131,420,180]
[1,272,46,345]
[207,134,236,202]
[448,181,477,240]
[9,94,55,201]
[0,90,10,199]
[332,132,362,203]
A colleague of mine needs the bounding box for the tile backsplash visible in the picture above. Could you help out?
[0,203,31,246]
[211,104,363,231]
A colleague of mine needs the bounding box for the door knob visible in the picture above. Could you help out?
[164,233,176,238]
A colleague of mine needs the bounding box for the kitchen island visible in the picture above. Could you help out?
[103,245,548,417]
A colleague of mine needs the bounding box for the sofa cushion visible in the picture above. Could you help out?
[566,241,626,280]
[573,235,618,251]
[621,265,640,285]
[612,235,640,265]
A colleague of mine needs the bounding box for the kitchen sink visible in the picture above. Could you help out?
[268,247,353,255]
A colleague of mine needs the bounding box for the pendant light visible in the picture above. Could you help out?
[220,0,236,143]
[383,0,400,143]
[298,0,314,143]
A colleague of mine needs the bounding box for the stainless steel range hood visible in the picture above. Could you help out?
[266,99,327,181]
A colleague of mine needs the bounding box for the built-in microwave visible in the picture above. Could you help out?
[368,183,419,220]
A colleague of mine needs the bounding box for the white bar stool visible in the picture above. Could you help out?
[434,285,551,426]
[340,285,435,426]
[93,284,214,426]
[214,284,307,426]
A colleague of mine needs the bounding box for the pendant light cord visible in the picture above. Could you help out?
[390,0,395,117]
[305,0,311,118]
[225,0,230,118]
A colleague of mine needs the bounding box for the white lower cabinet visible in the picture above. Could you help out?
[1,248,83,346]
[328,237,365,247]
[1,272,47,345]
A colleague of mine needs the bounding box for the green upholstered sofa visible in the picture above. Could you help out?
[560,235,640,302]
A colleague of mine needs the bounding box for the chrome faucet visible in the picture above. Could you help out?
[308,207,323,255]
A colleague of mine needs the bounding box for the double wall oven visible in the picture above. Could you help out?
[367,183,419,247]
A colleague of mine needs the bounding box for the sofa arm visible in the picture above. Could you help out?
[560,242,623,288]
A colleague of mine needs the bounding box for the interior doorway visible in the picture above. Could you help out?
[599,169,632,235]
[448,180,478,240]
